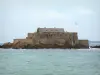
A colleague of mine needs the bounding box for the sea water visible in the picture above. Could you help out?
[0,49,100,75]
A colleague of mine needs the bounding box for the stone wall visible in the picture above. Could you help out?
[71,32,78,45]
[27,33,34,39]
[39,32,66,39]
[38,28,64,33]
[32,32,78,47]
[64,32,78,46]
[14,39,33,45]
[78,40,89,48]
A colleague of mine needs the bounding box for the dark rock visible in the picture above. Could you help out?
[91,45,100,48]
[2,42,13,48]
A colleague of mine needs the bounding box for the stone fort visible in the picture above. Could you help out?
[13,27,89,48]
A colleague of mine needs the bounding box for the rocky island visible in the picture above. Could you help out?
[1,27,89,49]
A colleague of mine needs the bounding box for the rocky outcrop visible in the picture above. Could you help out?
[1,42,89,49]
[12,41,27,49]
[0,45,2,48]
[1,41,27,49]
[90,45,100,48]
[2,42,13,48]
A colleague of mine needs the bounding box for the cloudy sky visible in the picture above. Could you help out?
[0,0,100,43]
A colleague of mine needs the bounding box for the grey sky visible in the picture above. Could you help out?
[0,0,100,43]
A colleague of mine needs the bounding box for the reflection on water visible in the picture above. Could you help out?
[0,49,100,75]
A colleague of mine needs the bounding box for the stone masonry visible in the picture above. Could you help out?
[12,27,89,48]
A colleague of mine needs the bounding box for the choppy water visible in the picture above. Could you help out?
[0,49,100,75]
